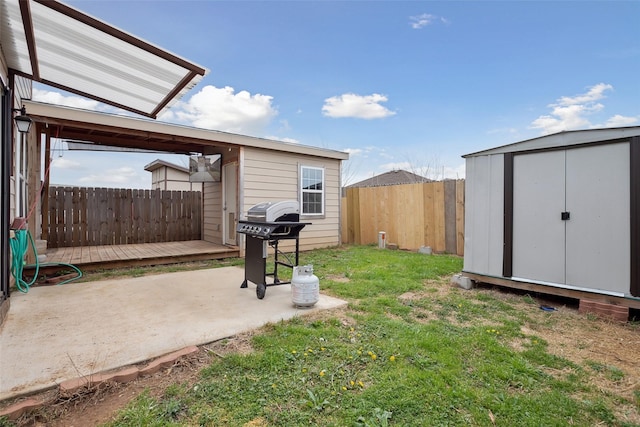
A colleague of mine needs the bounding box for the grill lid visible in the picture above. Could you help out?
[246,200,300,222]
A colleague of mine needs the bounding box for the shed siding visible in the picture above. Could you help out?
[150,167,202,191]
[165,168,188,181]
[463,154,504,276]
[464,130,640,301]
[243,147,342,250]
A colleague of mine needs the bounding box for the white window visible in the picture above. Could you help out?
[300,166,324,216]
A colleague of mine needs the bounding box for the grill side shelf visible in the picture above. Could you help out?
[238,220,312,299]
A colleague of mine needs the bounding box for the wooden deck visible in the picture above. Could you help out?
[36,240,240,272]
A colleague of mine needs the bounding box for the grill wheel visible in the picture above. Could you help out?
[256,283,266,299]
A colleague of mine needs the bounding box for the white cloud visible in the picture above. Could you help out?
[409,13,449,29]
[279,119,291,131]
[344,148,363,156]
[163,85,278,136]
[32,88,107,111]
[442,163,466,180]
[51,157,81,169]
[604,114,639,127]
[556,83,612,106]
[528,83,633,135]
[322,93,396,119]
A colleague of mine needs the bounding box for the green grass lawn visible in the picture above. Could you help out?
[5,245,637,426]
[103,245,639,427]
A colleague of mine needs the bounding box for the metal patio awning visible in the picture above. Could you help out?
[1,0,208,118]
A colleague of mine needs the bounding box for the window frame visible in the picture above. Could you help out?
[299,165,325,217]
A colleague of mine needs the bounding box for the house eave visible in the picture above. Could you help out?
[24,100,350,160]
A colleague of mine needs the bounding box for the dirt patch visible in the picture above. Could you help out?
[476,288,640,424]
[325,274,350,283]
[3,335,254,426]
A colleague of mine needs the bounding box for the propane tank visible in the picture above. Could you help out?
[291,265,319,308]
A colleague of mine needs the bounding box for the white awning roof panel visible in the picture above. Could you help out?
[1,0,208,118]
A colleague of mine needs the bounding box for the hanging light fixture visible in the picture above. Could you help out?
[13,106,32,134]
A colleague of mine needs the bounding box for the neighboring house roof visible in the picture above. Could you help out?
[25,100,349,161]
[144,159,188,174]
[2,0,207,118]
[464,126,640,158]
[347,170,431,188]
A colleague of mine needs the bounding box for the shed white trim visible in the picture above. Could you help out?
[464,126,640,158]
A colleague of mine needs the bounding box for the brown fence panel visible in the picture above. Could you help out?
[342,180,465,256]
[45,186,202,248]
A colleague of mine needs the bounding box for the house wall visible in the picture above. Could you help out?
[242,147,342,251]
[202,151,234,245]
[463,153,504,277]
[203,180,222,244]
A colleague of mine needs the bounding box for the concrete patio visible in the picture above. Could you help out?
[0,266,347,402]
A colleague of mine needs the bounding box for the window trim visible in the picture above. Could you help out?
[299,165,325,217]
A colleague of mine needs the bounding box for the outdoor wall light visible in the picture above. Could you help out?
[13,106,32,134]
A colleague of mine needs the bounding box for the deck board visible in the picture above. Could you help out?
[38,240,239,272]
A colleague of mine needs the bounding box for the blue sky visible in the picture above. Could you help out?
[39,0,640,188]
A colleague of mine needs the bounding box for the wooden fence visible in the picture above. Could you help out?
[45,186,202,248]
[342,180,464,256]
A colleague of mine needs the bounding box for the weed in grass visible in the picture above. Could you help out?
[304,389,331,412]
[587,361,626,383]
[356,407,393,427]
[109,391,183,426]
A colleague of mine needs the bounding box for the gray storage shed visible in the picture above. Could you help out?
[462,126,640,309]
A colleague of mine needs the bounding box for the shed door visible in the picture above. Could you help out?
[512,150,566,284]
[512,143,630,295]
[565,143,629,294]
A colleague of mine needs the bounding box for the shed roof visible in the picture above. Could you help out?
[464,126,640,158]
[25,100,349,160]
[144,159,188,174]
[347,169,430,188]
[1,0,207,118]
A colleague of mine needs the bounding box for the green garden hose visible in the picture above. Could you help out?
[9,229,82,293]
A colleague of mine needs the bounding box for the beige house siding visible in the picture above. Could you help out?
[203,181,222,244]
[242,147,342,251]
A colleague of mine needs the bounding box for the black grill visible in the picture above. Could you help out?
[237,201,310,299]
